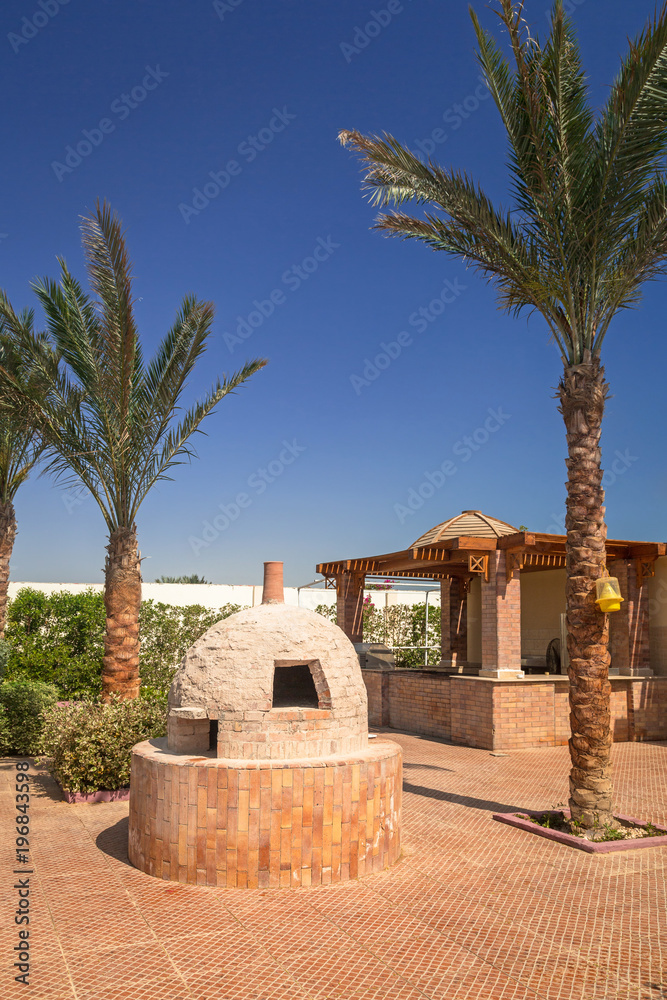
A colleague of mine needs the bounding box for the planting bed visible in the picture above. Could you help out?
[493,808,667,853]
[60,785,131,804]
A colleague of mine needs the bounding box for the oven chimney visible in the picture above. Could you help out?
[262,561,284,604]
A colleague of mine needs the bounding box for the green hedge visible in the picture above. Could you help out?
[4,588,242,700]
[39,697,167,793]
[4,589,105,699]
[315,597,441,668]
[0,638,11,680]
[138,600,240,698]
[6,588,442,695]
[0,590,242,768]
[0,680,59,756]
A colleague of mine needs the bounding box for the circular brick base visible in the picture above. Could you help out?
[128,738,402,888]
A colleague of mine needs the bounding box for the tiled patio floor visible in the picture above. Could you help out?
[2,733,666,1000]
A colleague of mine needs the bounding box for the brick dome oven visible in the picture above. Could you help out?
[166,576,369,759]
[129,563,402,888]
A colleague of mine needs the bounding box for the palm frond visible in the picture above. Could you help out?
[80,201,140,428]
[0,297,56,502]
[595,2,667,233]
[339,129,450,208]
[128,357,267,519]
[133,296,215,423]
[2,207,268,533]
[0,422,42,502]
[340,0,667,365]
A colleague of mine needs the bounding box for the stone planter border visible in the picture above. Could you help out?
[492,809,667,853]
[61,786,130,804]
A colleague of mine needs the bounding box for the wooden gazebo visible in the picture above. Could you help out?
[317,510,665,678]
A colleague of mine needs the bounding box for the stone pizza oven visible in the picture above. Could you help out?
[166,562,369,760]
[129,562,402,888]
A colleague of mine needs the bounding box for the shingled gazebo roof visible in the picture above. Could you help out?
[411,510,517,547]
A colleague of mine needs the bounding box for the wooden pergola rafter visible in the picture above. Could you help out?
[318,532,666,656]
[317,533,667,586]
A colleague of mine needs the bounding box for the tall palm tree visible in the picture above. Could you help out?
[0,330,56,637]
[0,355,44,636]
[0,452,19,639]
[340,0,667,828]
[0,202,266,700]
[0,426,41,640]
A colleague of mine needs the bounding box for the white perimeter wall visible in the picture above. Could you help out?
[7,582,438,613]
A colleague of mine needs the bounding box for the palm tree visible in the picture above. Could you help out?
[0,202,266,700]
[340,0,667,828]
[0,422,41,640]
[0,413,41,639]
[155,574,209,584]
[0,331,55,637]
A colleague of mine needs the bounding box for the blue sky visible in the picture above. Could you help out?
[3,0,666,586]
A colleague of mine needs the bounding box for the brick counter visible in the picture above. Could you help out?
[362,670,667,751]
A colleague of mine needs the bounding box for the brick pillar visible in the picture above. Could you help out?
[608,559,629,672]
[609,559,652,676]
[440,577,467,668]
[479,551,523,678]
[336,571,365,644]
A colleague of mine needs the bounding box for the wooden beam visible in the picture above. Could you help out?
[375,556,467,575]
[532,540,567,555]
[316,560,381,575]
[316,549,414,576]
[522,552,567,570]
[318,538,666,582]
[497,532,535,549]
[608,537,666,548]
[375,568,469,580]
[628,542,667,559]
[636,558,657,588]
[468,553,489,581]
[447,536,498,552]
[605,545,632,559]
[505,549,524,581]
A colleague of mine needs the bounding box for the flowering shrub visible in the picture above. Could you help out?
[39,697,167,793]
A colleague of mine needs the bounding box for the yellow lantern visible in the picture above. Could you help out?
[595,574,624,613]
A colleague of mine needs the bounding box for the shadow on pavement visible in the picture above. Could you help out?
[403,762,455,773]
[403,780,518,814]
[0,758,65,802]
[96,815,132,866]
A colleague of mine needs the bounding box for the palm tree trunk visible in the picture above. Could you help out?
[102,525,141,701]
[558,351,613,828]
[0,500,17,639]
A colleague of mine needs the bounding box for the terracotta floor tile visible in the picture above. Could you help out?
[3,737,667,999]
